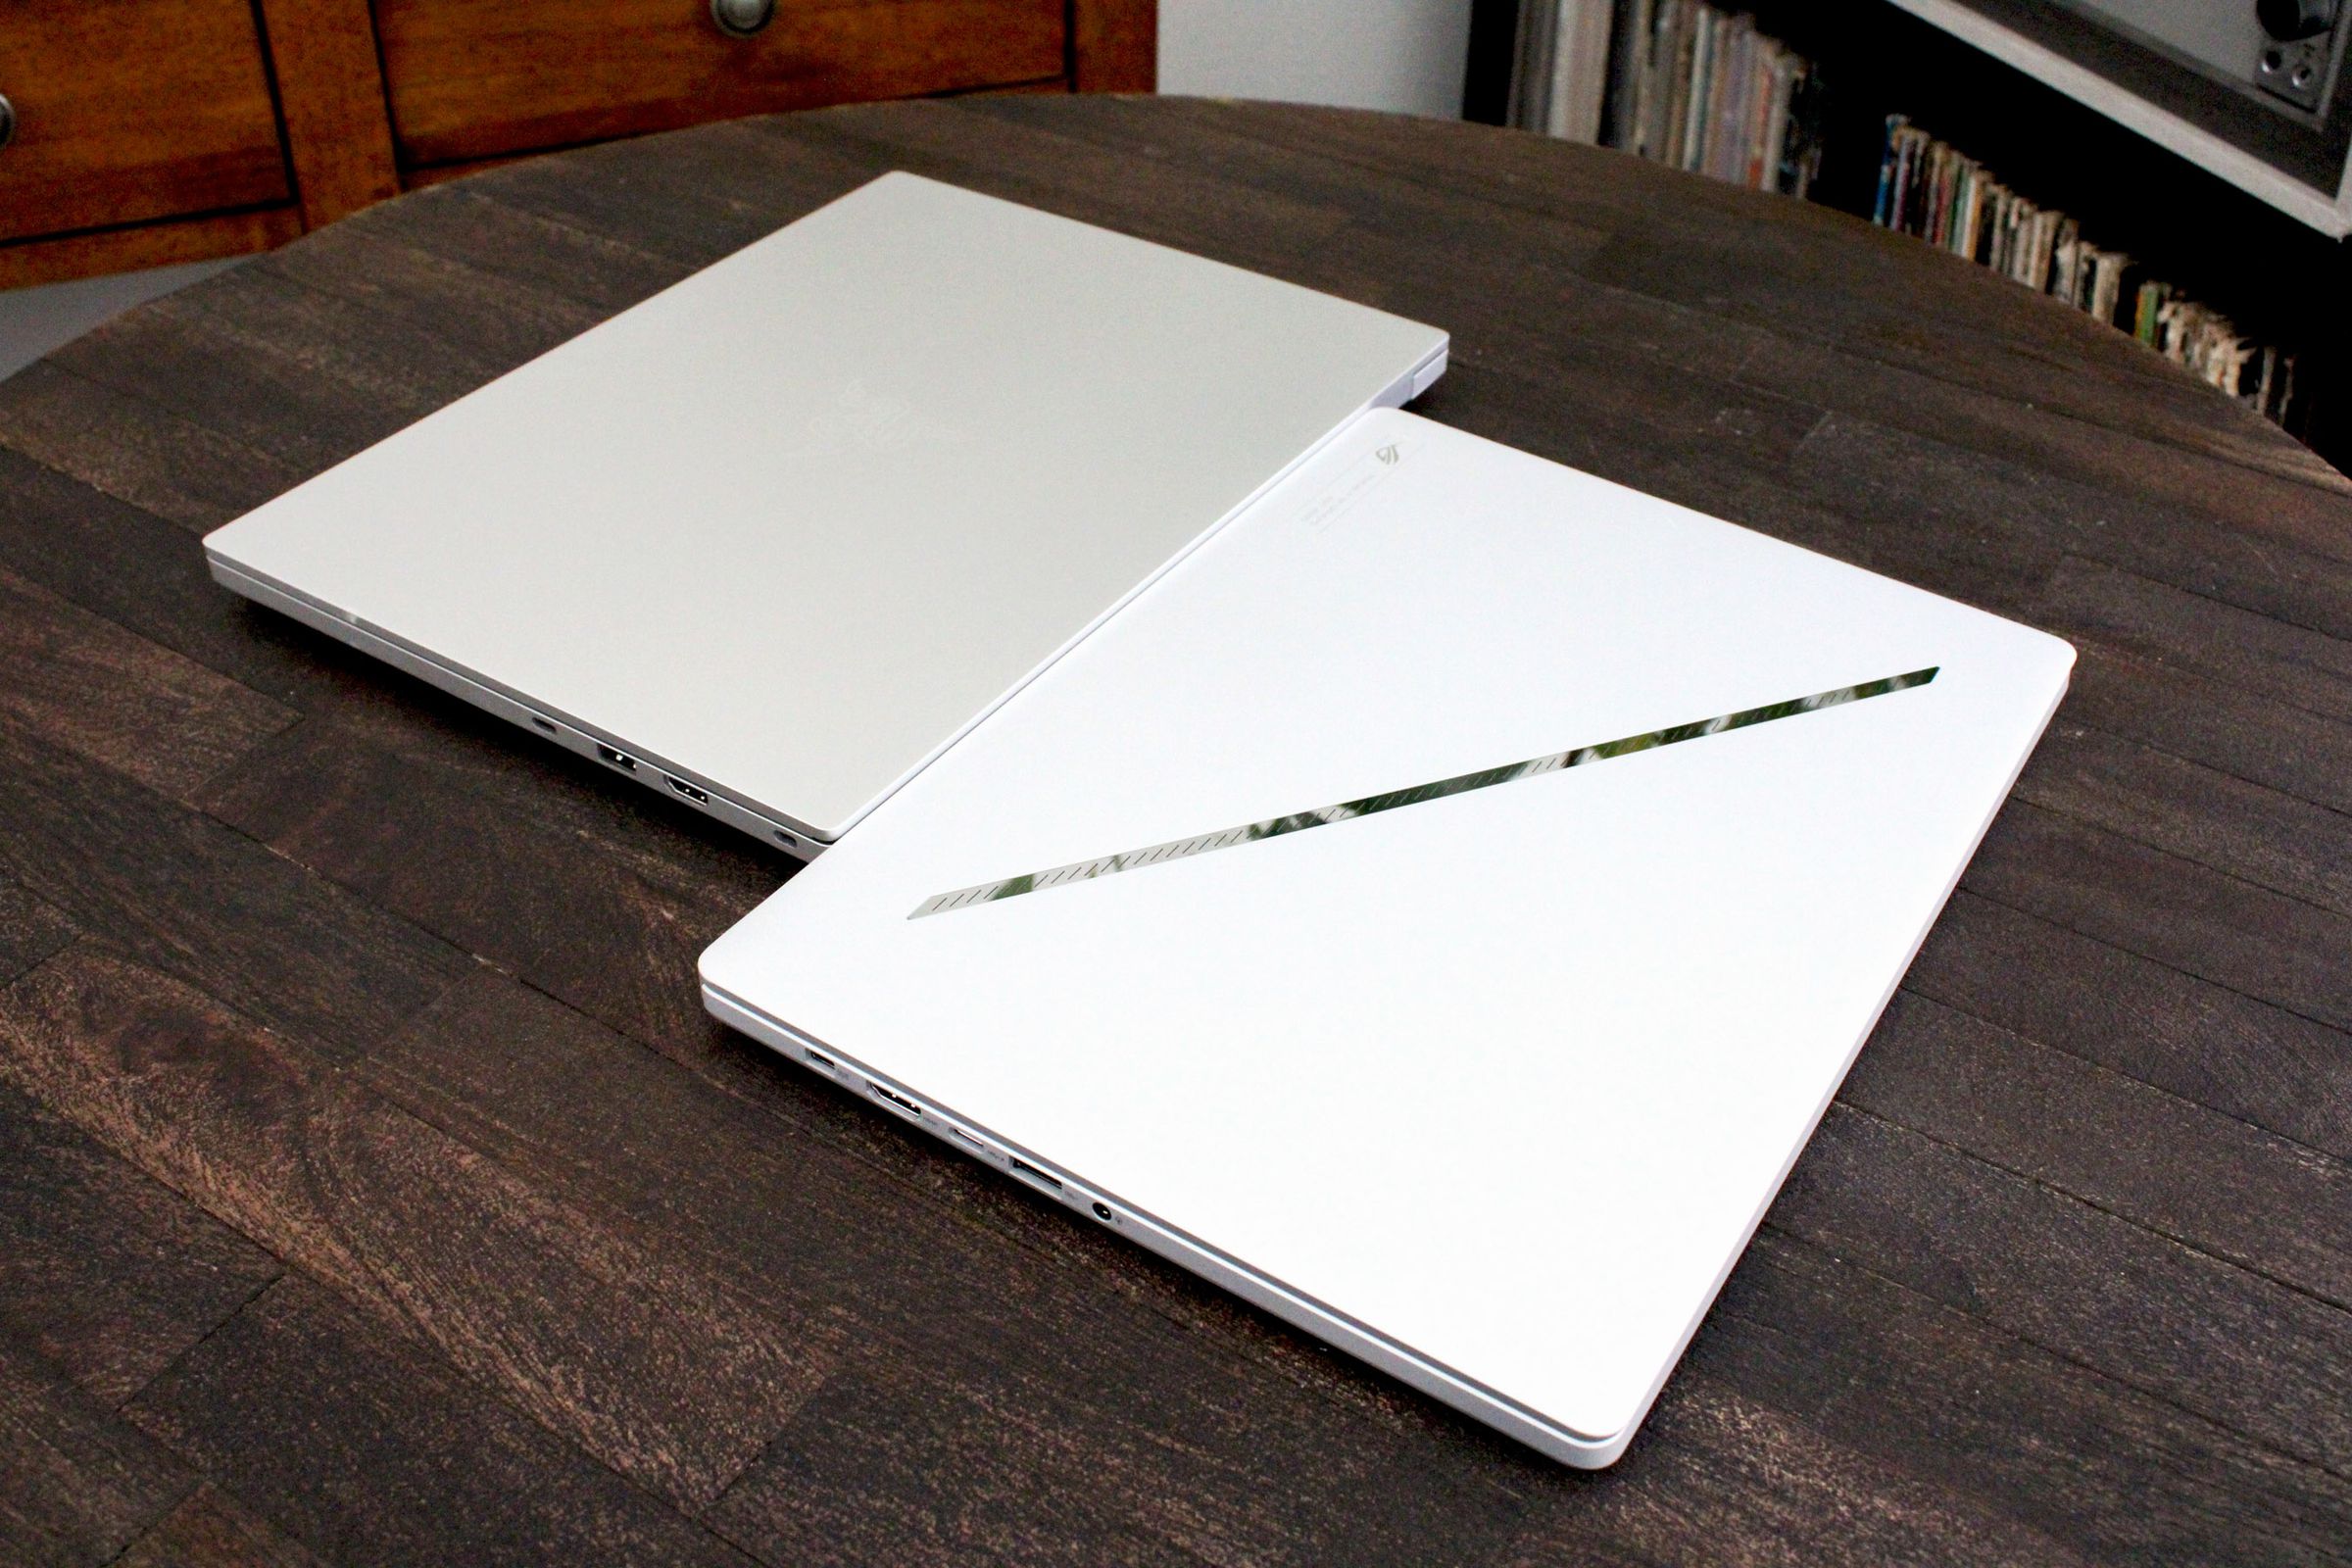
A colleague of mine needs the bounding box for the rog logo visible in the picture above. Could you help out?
[1375,443,1401,466]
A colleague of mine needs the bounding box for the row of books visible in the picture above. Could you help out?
[1875,116,2300,426]
[1604,0,1826,197]
[1502,1,1619,144]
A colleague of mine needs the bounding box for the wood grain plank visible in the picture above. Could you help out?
[1547,409,2064,619]
[2016,720,2352,918]
[0,880,75,991]
[0,1073,280,1406]
[162,258,517,425]
[198,699,782,1054]
[1788,413,2352,637]
[1768,1104,2352,1477]
[1906,891,2352,1165]
[0,1328,194,1568]
[362,181,692,317]
[1496,1371,2090,1568]
[125,1275,759,1568]
[0,565,295,801]
[1964,800,2352,1036]
[448,117,879,271]
[2037,556,2352,727]
[0,946,833,1511]
[370,973,1550,1565]
[710,1342,1378,1568]
[1847,991,2352,1310]
[253,220,608,383]
[0,443,438,719]
[114,1484,327,1568]
[0,361,304,535]
[1736,328,2352,565]
[41,282,448,478]
[2057,640,2352,817]
[0,724,468,1060]
[1698,1230,2352,1566]
[1387,353,2063,633]
[765,100,1373,283]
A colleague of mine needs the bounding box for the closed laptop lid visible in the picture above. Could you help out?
[203,172,1446,839]
[700,409,2074,1454]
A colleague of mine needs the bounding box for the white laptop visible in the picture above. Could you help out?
[203,172,1446,852]
[700,409,2074,1466]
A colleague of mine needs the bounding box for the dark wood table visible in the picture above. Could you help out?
[2,96,2348,1567]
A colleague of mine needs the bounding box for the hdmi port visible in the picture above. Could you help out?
[1007,1156,1061,1193]
[866,1080,923,1117]
[665,774,710,804]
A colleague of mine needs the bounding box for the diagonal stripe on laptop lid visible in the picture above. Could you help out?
[909,666,1938,918]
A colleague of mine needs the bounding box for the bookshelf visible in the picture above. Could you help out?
[1465,0,2352,469]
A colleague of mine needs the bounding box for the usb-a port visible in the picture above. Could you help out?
[595,744,637,772]
[1007,1156,1062,1193]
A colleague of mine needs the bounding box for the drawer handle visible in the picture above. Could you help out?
[709,0,775,36]
[0,94,14,152]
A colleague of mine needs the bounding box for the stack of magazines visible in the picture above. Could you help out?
[1875,116,2299,428]
[1604,0,1826,196]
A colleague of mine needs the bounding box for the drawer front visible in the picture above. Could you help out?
[0,0,290,245]
[375,0,1068,168]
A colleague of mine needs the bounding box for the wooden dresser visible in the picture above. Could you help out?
[0,0,1153,289]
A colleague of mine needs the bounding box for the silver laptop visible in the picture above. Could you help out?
[204,172,1446,852]
[700,410,2074,1466]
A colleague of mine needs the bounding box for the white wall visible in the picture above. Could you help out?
[1157,0,1474,120]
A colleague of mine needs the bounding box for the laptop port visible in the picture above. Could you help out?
[665,774,710,804]
[1007,1156,1061,1193]
[595,744,637,772]
[1090,1200,1114,1222]
[802,1048,835,1072]
[773,829,799,849]
[528,715,559,734]
[866,1080,923,1117]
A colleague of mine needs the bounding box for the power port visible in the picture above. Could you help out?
[595,744,637,772]
[1090,1200,1114,1222]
